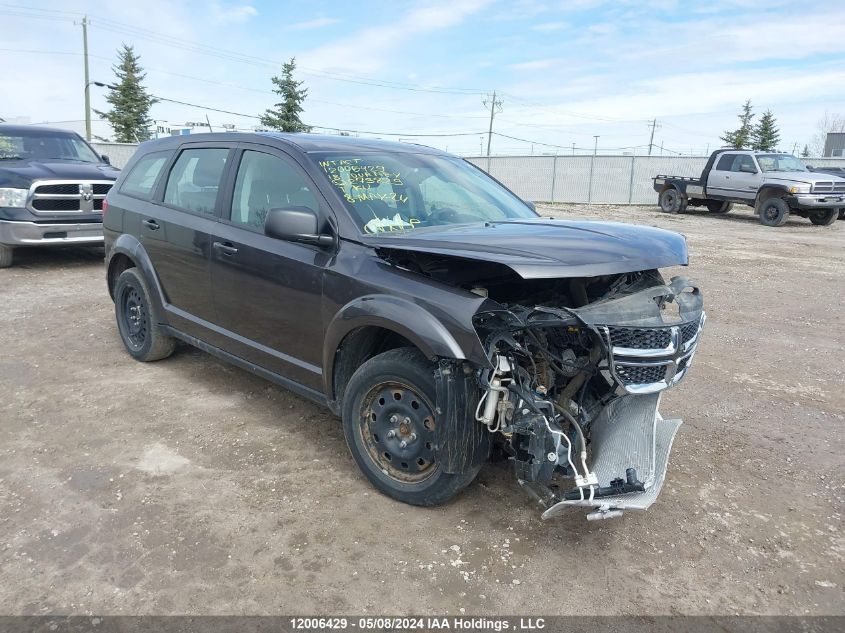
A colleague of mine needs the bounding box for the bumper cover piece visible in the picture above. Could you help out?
[0,219,103,246]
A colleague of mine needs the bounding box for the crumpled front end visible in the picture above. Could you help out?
[471,270,704,520]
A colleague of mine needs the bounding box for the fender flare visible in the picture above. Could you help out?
[322,294,470,399]
[755,184,791,206]
[106,234,169,322]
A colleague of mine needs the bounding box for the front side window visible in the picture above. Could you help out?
[313,152,535,234]
[230,151,318,230]
[757,154,807,173]
[120,151,170,198]
[163,148,229,215]
[730,155,757,173]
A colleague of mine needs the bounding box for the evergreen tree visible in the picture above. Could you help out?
[94,44,157,143]
[259,58,311,132]
[752,109,781,151]
[801,144,810,158]
[720,100,755,149]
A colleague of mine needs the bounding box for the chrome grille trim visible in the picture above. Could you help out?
[26,179,114,215]
[812,181,845,194]
[600,312,705,395]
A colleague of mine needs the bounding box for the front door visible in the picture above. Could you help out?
[141,144,232,338]
[210,145,331,390]
[726,154,762,200]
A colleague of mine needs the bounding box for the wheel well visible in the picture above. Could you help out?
[107,253,135,299]
[332,326,418,406]
[659,184,677,195]
[756,187,789,206]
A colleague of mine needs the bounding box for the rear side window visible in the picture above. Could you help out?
[715,154,735,170]
[120,151,170,199]
[164,148,229,215]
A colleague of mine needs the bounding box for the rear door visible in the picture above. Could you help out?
[706,153,736,197]
[141,142,233,338]
[209,143,332,390]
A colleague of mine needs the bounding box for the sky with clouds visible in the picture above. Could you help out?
[2,0,844,156]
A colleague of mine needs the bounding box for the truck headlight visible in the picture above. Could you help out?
[789,185,811,194]
[0,188,28,208]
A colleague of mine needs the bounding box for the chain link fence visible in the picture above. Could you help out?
[466,155,845,204]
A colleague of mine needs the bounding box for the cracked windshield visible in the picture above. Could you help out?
[315,152,536,234]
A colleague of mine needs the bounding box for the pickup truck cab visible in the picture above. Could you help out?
[0,124,119,267]
[654,150,845,227]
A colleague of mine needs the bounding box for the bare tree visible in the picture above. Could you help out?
[809,111,845,156]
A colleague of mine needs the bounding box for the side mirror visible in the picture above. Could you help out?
[739,164,757,174]
[265,207,334,246]
[524,200,536,212]
[101,154,111,165]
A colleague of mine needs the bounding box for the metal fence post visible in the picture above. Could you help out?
[550,155,558,203]
[587,154,595,204]
[628,155,636,204]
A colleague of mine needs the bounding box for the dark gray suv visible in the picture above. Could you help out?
[104,132,705,521]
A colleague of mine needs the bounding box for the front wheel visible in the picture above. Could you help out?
[809,209,838,226]
[341,348,481,506]
[758,197,790,227]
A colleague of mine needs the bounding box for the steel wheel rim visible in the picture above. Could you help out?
[662,190,677,211]
[120,286,148,350]
[764,204,780,221]
[358,381,438,484]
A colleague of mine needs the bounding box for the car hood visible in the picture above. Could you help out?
[765,171,845,186]
[0,159,120,188]
[361,218,689,279]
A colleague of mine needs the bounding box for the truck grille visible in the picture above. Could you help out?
[812,181,845,194]
[27,180,113,214]
[602,314,705,395]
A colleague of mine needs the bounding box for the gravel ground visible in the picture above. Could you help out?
[0,203,843,616]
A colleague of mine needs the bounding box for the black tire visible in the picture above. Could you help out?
[838,209,844,221]
[341,348,482,506]
[0,244,12,268]
[758,197,790,227]
[659,188,687,214]
[809,209,838,226]
[706,200,733,214]
[113,268,175,362]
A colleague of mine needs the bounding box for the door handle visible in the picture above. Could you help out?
[213,241,238,256]
[142,219,160,230]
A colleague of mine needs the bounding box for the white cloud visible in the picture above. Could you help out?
[507,58,562,71]
[290,17,340,30]
[532,21,569,31]
[211,3,258,25]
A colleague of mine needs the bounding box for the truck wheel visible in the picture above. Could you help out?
[0,245,12,268]
[809,209,838,226]
[758,197,790,227]
[113,268,176,362]
[838,208,844,220]
[341,348,481,506]
[659,188,686,213]
[706,201,733,213]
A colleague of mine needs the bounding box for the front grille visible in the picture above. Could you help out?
[608,326,671,350]
[28,180,113,214]
[812,181,845,194]
[616,364,667,385]
[603,314,705,394]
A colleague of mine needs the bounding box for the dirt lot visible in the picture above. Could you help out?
[1,204,843,616]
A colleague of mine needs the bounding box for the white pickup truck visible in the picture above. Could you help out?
[653,150,845,227]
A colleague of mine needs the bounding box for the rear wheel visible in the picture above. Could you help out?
[838,208,844,220]
[341,348,481,506]
[0,245,12,268]
[113,268,175,362]
[758,197,790,227]
[809,209,838,226]
[659,188,687,213]
[706,200,733,213]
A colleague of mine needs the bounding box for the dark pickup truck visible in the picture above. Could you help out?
[654,149,845,227]
[0,124,120,267]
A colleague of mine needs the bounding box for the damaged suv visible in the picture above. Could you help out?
[104,133,704,521]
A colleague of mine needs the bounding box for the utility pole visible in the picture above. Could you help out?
[588,135,599,204]
[647,118,658,156]
[80,16,91,141]
[571,143,575,155]
[483,90,502,164]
